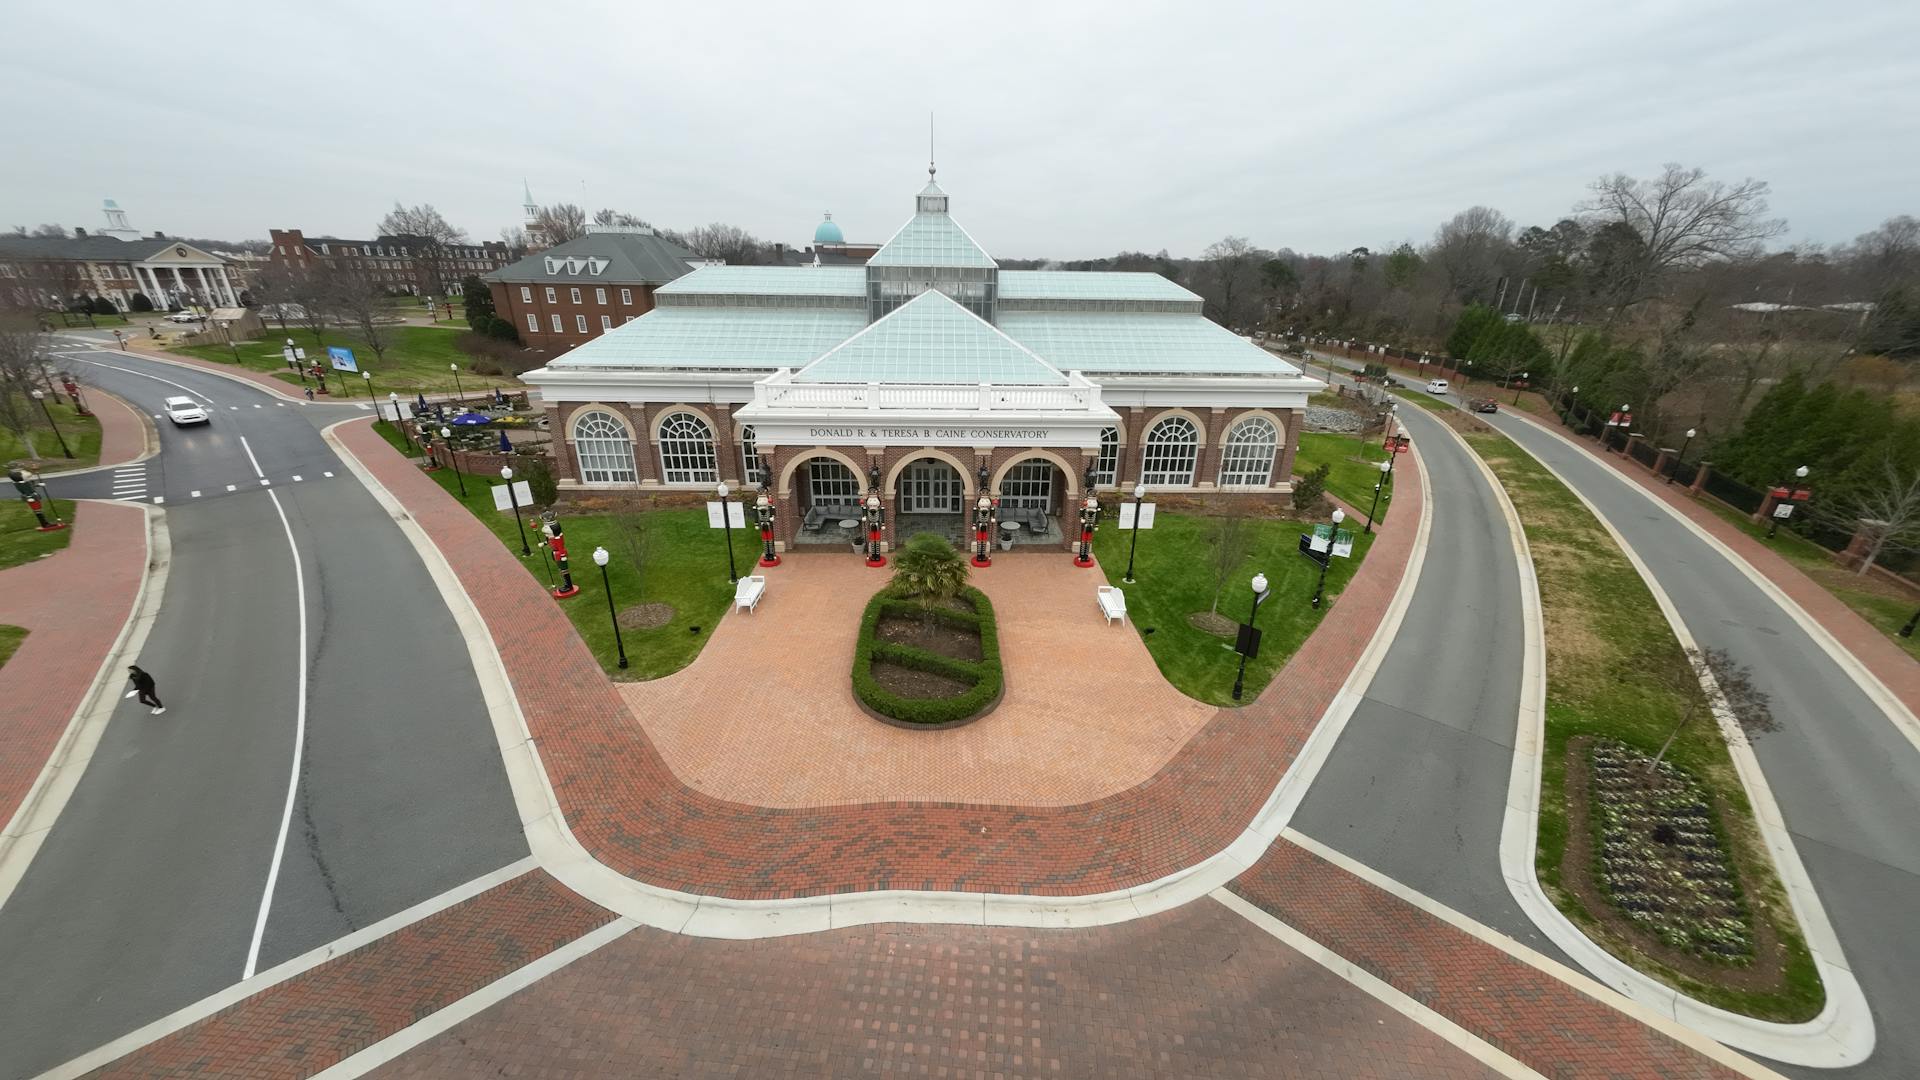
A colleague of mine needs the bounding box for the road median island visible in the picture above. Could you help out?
[1464,429,1825,1023]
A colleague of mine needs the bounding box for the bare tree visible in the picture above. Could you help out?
[284,268,336,347]
[1819,454,1920,576]
[1577,164,1788,313]
[592,208,651,228]
[0,301,47,460]
[677,223,767,265]
[530,203,588,246]
[1428,206,1514,307]
[27,224,68,239]
[323,262,397,366]
[1198,236,1267,330]
[376,202,469,297]
[1650,647,1777,770]
[1204,510,1254,616]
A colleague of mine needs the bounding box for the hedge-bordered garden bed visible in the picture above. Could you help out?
[852,586,1002,727]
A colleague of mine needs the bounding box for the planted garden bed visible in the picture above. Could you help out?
[852,585,1002,726]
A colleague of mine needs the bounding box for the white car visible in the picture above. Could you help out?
[1425,379,1450,395]
[163,395,209,425]
[165,311,203,323]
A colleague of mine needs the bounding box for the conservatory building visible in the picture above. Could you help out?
[521,171,1321,551]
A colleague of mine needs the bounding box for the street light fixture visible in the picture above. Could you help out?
[501,465,530,555]
[717,481,738,583]
[1311,508,1345,609]
[439,426,466,496]
[592,546,628,669]
[1230,571,1271,702]
[1512,370,1528,405]
[362,368,374,403]
[1766,465,1810,539]
[449,362,465,402]
[1364,459,1391,533]
[28,389,74,459]
[1668,427,1697,484]
[1123,481,1146,583]
[388,390,402,427]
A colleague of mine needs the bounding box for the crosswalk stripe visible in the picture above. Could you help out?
[226,484,237,492]
[260,479,271,486]
[190,490,201,498]
[323,471,334,477]
[153,497,164,505]
[292,475,303,482]
[114,494,146,501]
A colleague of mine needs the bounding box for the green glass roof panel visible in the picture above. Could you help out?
[998,312,1305,376]
[866,211,997,268]
[656,265,866,297]
[794,290,1065,385]
[998,270,1200,302]
[549,307,866,370]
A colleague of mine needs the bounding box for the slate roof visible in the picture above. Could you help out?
[485,230,696,285]
[0,235,181,261]
[793,290,1065,385]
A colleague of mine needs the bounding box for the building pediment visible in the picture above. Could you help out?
[139,241,224,266]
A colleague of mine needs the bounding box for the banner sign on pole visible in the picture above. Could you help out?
[490,480,533,512]
[706,501,747,529]
[1330,528,1355,559]
[1118,502,1156,530]
[1309,523,1332,553]
[1607,411,1633,428]
[294,347,307,361]
[327,346,359,372]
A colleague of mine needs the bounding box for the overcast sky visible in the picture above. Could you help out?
[4,0,1914,260]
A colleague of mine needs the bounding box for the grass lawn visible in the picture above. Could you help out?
[0,498,76,572]
[1293,433,1395,524]
[387,432,755,679]
[1467,431,1822,1021]
[1,394,103,472]
[0,625,25,671]
[1689,497,1920,662]
[169,324,521,397]
[1092,511,1372,707]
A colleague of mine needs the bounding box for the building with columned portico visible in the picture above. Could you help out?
[522,168,1320,552]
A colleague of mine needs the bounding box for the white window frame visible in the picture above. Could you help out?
[739,425,763,486]
[520,286,532,302]
[1094,427,1119,487]
[575,314,588,333]
[572,410,637,485]
[599,315,612,331]
[595,287,607,304]
[999,460,1054,511]
[570,287,582,304]
[808,460,860,505]
[525,313,538,332]
[1141,416,1199,487]
[551,313,563,333]
[657,411,718,485]
[545,286,556,302]
[1218,416,1279,487]
[620,288,632,305]
[624,315,636,323]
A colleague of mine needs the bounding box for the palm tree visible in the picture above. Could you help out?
[890,534,970,624]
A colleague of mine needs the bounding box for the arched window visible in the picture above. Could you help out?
[1141,415,1199,487]
[739,425,764,486]
[657,411,717,484]
[571,409,636,484]
[1093,427,1119,487]
[1218,416,1279,487]
[999,459,1054,510]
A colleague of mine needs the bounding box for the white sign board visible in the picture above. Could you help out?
[383,401,407,423]
[294,347,307,361]
[1772,502,1795,520]
[490,480,533,512]
[1308,532,1330,554]
[1118,502,1157,530]
[1331,531,1355,559]
[706,500,747,528]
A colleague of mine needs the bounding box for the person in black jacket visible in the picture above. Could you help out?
[124,664,165,715]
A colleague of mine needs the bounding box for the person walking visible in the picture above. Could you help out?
[124,664,165,715]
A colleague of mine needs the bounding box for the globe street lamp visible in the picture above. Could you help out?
[449,362,465,402]
[361,368,375,404]
[388,390,402,428]
[440,426,466,496]
[28,389,74,458]
[284,338,308,386]
[1311,508,1346,609]
[1123,481,1147,583]
[1512,370,1528,405]
[717,481,739,583]
[501,465,530,555]
[1766,465,1810,539]
[1668,427,1697,484]
[1230,571,1271,702]
[592,546,628,670]
[1364,459,1391,533]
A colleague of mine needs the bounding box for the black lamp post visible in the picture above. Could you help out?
[1668,427,1697,484]
[1900,607,1918,639]
[449,362,465,402]
[501,464,530,556]
[440,426,466,495]
[29,390,74,459]
[1766,465,1809,539]
[1364,459,1391,533]
[1231,571,1271,702]
[1512,370,1528,405]
[717,481,739,584]
[285,338,307,385]
[361,369,376,405]
[1311,508,1346,609]
[592,546,628,669]
[1123,481,1146,583]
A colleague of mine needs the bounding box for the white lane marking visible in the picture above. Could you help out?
[152,497,164,505]
[70,357,216,405]
[190,490,202,498]
[238,435,265,478]
[323,471,334,478]
[253,404,262,409]
[276,402,286,407]
[243,486,310,980]
[113,495,147,501]
[225,484,237,492]
[113,468,144,475]
[292,475,303,482]
[152,414,163,419]
[355,403,372,412]
[260,479,271,486]
[229,406,239,411]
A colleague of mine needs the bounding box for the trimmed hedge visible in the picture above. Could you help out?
[852,586,1002,724]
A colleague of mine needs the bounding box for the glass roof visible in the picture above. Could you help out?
[550,306,867,370]
[656,265,865,297]
[866,211,997,268]
[998,312,1305,376]
[998,271,1200,302]
[794,290,1065,385]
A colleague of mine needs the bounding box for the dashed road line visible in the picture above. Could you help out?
[190,490,202,498]
[226,484,237,492]
[292,475,302,482]
[152,497,164,505]
[323,471,333,478]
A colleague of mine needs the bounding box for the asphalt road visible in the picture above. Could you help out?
[0,342,525,1079]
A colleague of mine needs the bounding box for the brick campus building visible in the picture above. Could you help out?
[267,229,516,297]
[483,225,703,352]
[522,170,1319,552]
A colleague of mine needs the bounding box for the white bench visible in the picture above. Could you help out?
[734,574,767,614]
[1096,585,1127,626]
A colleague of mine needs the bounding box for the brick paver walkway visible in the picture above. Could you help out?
[368,897,1502,1080]
[83,383,149,470]
[1232,839,1748,1080]
[622,554,1214,807]
[0,500,146,832]
[83,870,614,1080]
[337,418,1424,899]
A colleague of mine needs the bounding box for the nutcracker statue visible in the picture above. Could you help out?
[754,490,780,567]
[1073,493,1099,567]
[60,375,90,416]
[9,467,65,531]
[419,426,440,470]
[541,510,579,598]
[310,365,329,395]
[970,492,997,568]
[861,491,887,567]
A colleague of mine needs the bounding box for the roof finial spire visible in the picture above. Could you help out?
[928,110,936,180]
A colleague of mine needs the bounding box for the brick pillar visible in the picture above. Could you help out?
[1198,408,1227,487]
[547,406,575,482]
[1690,462,1711,496]
[1275,408,1303,484]
[1652,447,1673,476]
[711,403,740,484]
[1840,520,1887,571]
[1753,489,1779,525]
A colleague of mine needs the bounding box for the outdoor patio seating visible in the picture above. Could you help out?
[734,574,767,614]
[801,503,861,532]
[1096,585,1127,625]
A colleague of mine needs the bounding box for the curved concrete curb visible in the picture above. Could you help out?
[1434,418,1873,1068]
[321,417,1436,937]
[30,385,161,479]
[0,502,170,913]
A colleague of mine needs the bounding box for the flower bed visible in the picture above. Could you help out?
[851,586,1002,726]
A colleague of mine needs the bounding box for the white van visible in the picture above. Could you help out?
[1425,378,1450,395]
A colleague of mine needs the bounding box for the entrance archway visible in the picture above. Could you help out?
[889,453,972,548]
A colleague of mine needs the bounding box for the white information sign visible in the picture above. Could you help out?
[490,480,533,512]
[1308,532,1330,554]
[706,500,747,528]
[1118,502,1157,530]
[1772,502,1794,520]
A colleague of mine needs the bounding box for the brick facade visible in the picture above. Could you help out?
[490,278,658,352]
[268,228,514,297]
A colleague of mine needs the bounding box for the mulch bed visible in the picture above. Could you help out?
[876,614,983,661]
[870,660,973,700]
[1187,611,1237,636]
[617,602,675,630]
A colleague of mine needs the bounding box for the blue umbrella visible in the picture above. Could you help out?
[498,429,513,453]
[416,392,429,412]
[452,411,491,425]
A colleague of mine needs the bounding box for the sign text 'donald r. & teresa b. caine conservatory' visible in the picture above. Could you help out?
[810,425,1052,441]
[750,421,1107,448]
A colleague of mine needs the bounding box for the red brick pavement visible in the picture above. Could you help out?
[0,500,146,832]
[83,870,615,1080]
[1232,840,1747,1080]
[336,418,1425,899]
[85,384,150,470]
[368,897,1502,1080]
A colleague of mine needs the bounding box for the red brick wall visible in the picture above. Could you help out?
[492,279,656,351]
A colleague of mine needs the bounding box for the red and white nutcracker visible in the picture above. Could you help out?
[970,492,998,568]
[8,467,65,532]
[541,510,580,598]
[1073,493,1099,567]
[861,491,887,567]
[60,375,90,416]
[754,489,780,567]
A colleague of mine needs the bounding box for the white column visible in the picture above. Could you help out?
[135,266,155,304]
[218,267,236,306]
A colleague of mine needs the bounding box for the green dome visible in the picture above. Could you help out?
[813,212,844,245]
